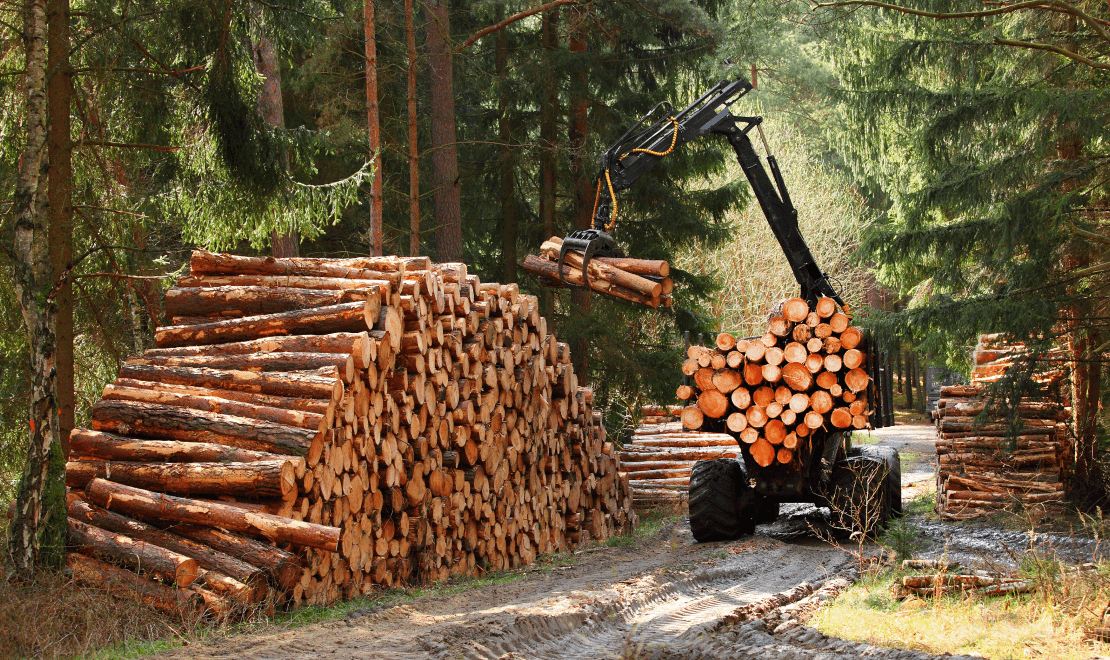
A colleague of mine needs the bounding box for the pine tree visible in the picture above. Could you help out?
[819,0,1110,502]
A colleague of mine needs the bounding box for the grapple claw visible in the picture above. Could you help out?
[558,229,624,289]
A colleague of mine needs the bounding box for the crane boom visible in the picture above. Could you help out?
[557,78,843,307]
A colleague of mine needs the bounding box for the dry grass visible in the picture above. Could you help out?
[0,568,207,659]
[675,111,872,334]
[812,562,1110,659]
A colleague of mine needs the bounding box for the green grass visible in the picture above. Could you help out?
[904,492,937,517]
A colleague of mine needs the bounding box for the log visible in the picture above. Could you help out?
[540,240,661,296]
[765,419,787,445]
[70,429,283,464]
[142,331,372,364]
[169,525,302,591]
[781,363,812,391]
[118,363,340,401]
[782,298,809,323]
[830,408,852,429]
[67,498,266,590]
[190,249,406,276]
[681,406,704,430]
[716,333,737,352]
[90,400,318,456]
[810,390,834,414]
[594,256,669,277]
[67,459,299,499]
[176,274,398,296]
[101,385,324,430]
[711,369,742,394]
[844,368,870,393]
[840,326,862,350]
[750,438,775,467]
[164,286,382,320]
[155,300,381,349]
[129,352,354,382]
[521,255,659,307]
[777,448,793,464]
[804,411,824,429]
[815,297,837,319]
[68,517,199,587]
[783,342,807,364]
[730,388,751,410]
[111,377,330,415]
[842,349,864,370]
[86,479,341,552]
[67,553,203,616]
[726,412,748,432]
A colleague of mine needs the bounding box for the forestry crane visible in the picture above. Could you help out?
[556,78,841,308]
[555,78,899,541]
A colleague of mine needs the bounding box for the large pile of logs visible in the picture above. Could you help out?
[65,250,636,613]
[971,333,1068,387]
[521,237,673,309]
[676,297,874,469]
[934,382,1070,520]
[619,406,737,506]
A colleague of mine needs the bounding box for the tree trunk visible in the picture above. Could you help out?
[47,0,71,457]
[404,0,420,256]
[364,0,383,256]
[497,25,516,284]
[9,0,67,574]
[568,20,590,380]
[538,8,558,322]
[426,0,461,262]
[905,350,914,409]
[250,3,298,258]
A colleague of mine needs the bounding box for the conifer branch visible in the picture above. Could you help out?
[75,140,180,152]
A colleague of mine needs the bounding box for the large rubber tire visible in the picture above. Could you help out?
[823,449,893,536]
[688,459,755,542]
[854,445,903,517]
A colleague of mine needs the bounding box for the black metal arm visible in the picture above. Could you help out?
[559,78,843,308]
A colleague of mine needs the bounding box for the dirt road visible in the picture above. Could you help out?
[150,424,985,660]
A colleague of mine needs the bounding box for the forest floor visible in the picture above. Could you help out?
[131,421,1055,660]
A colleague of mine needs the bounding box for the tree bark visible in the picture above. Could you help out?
[47,0,71,456]
[426,0,462,262]
[364,0,383,255]
[404,0,420,255]
[568,16,591,379]
[85,478,340,552]
[538,8,559,322]
[9,0,67,574]
[250,3,299,258]
[498,24,516,284]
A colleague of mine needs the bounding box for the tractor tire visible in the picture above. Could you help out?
[688,459,755,542]
[853,445,903,517]
[822,448,894,536]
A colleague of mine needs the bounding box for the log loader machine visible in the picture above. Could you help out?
[554,78,900,541]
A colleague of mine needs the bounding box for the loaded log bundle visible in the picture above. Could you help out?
[521,236,673,309]
[676,297,874,468]
[64,249,636,613]
[934,373,1070,520]
[619,405,738,505]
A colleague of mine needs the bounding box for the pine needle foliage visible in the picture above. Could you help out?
[818,0,1110,500]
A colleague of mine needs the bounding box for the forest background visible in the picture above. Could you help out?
[0,0,1107,573]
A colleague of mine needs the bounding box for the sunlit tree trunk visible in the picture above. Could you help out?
[9,0,67,574]
[568,13,590,380]
[404,0,420,256]
[497,26,516,283]
[364,0,383,256]
[250,4,298,258]
[427,0,461,262]
[46,0,71,456]
[538,8,558,320]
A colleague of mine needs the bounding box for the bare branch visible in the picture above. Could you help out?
[994,37,1110,69]
[457,0,578,52]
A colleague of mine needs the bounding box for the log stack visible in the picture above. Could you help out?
[521,236,673,309]
[619,405,738,506]
[676,297,875,469]
[934,384,1070,520]
[970,333,1068,386]
[65,249,636,613]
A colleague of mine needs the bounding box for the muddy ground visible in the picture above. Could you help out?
[147,423,1103,660]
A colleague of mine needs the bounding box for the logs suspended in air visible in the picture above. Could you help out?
[521,236,673,309]
[675,297,873,468]
[64,249,637,613]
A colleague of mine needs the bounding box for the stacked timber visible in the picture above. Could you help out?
[620,405,738,505]
[521,237,673,309]
[934,382,1070,520]
[65,250,636,613]
[677,297,874,469]
[971,333,1068,387]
